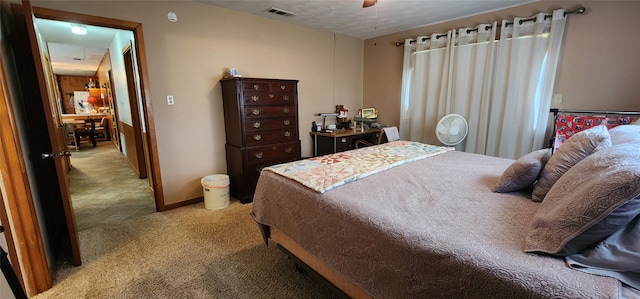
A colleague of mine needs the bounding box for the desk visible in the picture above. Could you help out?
[310,129,380,156]
[62,114,110,142]
[62,113,107,122]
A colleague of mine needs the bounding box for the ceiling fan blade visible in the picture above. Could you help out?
[363,0,377,8]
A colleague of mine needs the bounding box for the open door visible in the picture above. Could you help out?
[20,0,81,265]
[0,0,81,295]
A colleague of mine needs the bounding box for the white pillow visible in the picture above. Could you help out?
[609,125,640,145]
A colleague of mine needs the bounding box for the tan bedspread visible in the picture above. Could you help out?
[251,150,621,298]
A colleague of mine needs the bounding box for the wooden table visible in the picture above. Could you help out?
[310,128,381,156]
[62,114,110,145]
[61,113,108,122]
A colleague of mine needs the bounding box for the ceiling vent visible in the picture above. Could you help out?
[264,7,297,17]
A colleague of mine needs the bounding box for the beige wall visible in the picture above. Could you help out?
[364,1,640,128]
[31,1,364,205]
[31,1,639,206]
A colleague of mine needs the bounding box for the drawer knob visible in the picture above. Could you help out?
[253,122,261,128]
[251,95,259,102]
[269,94,274,98]
[254,134,262,141]
[283,95,289,101]
[284,131,291,137]
[283,108,289,113]
[285,147,292,153]
[283,119,290,125]
[255,151,264,159]
[252,109,260,115]
[253,84,260,90]
[280,85,286,90]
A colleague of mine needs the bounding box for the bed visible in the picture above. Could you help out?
[251,124,640,298]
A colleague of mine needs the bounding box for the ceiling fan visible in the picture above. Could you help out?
[363,0,377,8]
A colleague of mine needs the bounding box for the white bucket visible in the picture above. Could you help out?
[201,174,230,210]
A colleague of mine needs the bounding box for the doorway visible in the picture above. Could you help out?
[34,16,158,230]
[0,3,166,295]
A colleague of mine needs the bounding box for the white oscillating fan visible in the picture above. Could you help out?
[436,114,468,146]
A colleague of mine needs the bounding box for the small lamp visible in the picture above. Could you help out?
[87,96,99,106]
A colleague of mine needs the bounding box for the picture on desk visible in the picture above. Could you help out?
[73,91,92,114]
[360,107,378,119]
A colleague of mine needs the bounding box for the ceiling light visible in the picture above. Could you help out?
[71,25,87,35]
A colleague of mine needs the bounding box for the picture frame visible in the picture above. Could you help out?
[361,107,377,119]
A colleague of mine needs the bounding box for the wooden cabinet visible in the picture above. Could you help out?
[220,77,301,203]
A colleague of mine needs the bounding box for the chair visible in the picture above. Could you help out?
[75,120,96,148]
[93,117,109,141]
[63,122,79,151]
[355,126,400,148]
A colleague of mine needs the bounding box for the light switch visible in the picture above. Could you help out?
[553,94,563,104]
[167,95,175,106]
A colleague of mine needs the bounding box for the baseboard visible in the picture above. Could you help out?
[163,196,203,210]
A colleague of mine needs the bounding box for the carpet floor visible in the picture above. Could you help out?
[33,201,340,298]
[68,142,156,231]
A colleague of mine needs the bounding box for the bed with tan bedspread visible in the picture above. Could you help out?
[251,138,639,298]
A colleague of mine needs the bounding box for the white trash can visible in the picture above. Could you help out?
[201,174,230,210]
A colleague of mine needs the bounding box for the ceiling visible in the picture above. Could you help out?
[35,18,119,76]
[197,0,535,40]
[35,0,535,77]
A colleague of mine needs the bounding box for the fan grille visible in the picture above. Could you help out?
[436,114,468,145]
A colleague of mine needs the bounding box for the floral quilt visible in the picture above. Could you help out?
[263,141,453,193]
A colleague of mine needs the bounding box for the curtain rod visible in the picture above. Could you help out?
[395,7,585,47]
[550,108,640,116]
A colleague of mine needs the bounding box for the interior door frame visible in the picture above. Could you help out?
[122,45,147,179]
[30,6,166,211]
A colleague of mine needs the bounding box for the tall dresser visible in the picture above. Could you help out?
[220,77,301,203]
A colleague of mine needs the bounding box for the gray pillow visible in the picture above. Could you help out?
[558,196,640,255]
[532,125,611,202]
[609,124,640,145]
[525,141,640,255]
[565,214,640,289]
[492,149,551,193]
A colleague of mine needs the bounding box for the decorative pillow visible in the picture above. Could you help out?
[558,196,640,255]
[492,149,551,193]
[609,124,640,145]
[532,125,611,202]
[565,214,640,290]
[525,141,640,255]
[634,118,640,125]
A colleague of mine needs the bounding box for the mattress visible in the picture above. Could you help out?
[251,150,621,298]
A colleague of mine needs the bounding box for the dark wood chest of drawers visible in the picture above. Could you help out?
[220,77,301,203]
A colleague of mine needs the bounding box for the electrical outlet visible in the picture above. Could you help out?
[167,95,175,106]
[553,94,563,104]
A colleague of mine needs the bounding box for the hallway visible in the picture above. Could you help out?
[68,142,156,231]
